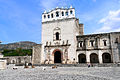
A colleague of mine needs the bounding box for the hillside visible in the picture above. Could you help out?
[0,41,38,50]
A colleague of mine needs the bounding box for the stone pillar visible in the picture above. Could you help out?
[86,51,90,63]
[98,51,103,64]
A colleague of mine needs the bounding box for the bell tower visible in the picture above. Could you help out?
[40,6,83,64]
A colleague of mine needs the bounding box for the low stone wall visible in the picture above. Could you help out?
[6,56,31,65]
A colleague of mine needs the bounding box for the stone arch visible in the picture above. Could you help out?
[55,32,59,40]
[18,57,21,63]
[90,53,99,63]
[52,49,63,63]
[53,27,61,41]
[102,53,111,63]
[11,59,16,64]
[78,54,86,63]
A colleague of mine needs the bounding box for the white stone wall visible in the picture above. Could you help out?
[41,18,79,63]
[42,7,75,22]
[76,32,120,63]
[0,60,7,69]
[32,45,42,64]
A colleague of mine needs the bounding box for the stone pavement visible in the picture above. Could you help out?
[0,66,120,80]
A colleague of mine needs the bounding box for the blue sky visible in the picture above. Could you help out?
[0,0,120,44]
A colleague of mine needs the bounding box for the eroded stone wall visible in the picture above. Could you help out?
[32,44,42,65]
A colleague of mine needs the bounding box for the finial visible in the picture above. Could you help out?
[44,10,47,13]
[70,6,72,8]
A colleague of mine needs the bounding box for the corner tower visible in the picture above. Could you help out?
[41,6,84,64]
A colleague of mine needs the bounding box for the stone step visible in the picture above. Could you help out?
[32,63,120,67]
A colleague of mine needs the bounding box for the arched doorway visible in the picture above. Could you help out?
[78,54,86,63]
[18,57,21,64]
[102,53,111,63]
[90,53,99,63]
[54,51,61,63]
[11,59,16,64]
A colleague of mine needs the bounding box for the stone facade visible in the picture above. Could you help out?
[32,44,42,64]
[6,56,31,65]
[77,32,120,64]
[32,7,120,65]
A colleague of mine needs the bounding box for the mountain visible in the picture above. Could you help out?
[0,41,38,50]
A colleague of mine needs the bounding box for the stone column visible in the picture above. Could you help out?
[86,51,90,63]
[99,51,103,64]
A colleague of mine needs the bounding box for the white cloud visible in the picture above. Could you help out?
[96,9,120,33]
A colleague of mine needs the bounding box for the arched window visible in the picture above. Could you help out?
[66,11,68,16]
[56,11,59,17]
[53,27,61,41]
[48,15,50,18]
[90,40,94,47]
[44,15,46,19]
[103,40,107,46]
[70,10,73,14]
[62,11,64,16]
[56,32,59,40]
[51,13,53,18]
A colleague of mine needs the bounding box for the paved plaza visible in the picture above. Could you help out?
[0,66,120,80]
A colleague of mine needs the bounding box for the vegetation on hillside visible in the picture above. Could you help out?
[2,48,32,56]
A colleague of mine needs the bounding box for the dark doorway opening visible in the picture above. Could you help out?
[102,53,111,63]
[78,54,86,63]
[54,51,61,63]
[90,53,99,63]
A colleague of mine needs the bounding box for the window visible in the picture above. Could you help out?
[48,15,50,18]
[56,32,59,40]
[66,11,68,16]
[70,10,73,14]
[78,41,83,47]
[90,40,94,47]
[80,42,83,47]
[62,11,64,16]
[103,40,107,46]
[44,15,46,19]
[115,38,118,43]
[51,13,53,18]
[56,11,59,17]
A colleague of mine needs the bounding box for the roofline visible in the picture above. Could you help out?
[76,31,120,37]
[42,8,75,14]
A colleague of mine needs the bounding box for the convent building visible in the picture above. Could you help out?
[32,7,120,65]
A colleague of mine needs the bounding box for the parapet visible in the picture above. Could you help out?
[42,6,75,22]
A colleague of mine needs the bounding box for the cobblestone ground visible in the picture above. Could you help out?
[0,66,120,80]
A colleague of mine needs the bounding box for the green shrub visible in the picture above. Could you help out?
[2,48,32,56]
